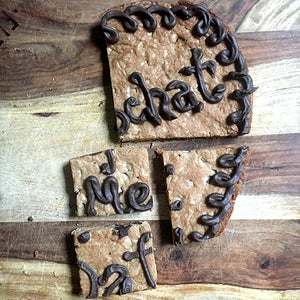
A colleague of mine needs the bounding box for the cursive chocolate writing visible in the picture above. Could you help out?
[166,80,203,112]
[85,175,152,216]
[78,261,131,298]
[115,109,130,136]
[123,232,156,288]
[77,260,99,298]
[179,48,226,104]
[100,149,116,175]
[190,146,248,242]
[124,72,176,126]
[101,3,257,136]
[98,264,132,297]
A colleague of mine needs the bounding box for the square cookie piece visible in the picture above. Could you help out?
[160,146,250,244]
[70,148,152,216]
[72,221,157,298]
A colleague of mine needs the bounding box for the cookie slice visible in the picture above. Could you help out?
[72,221,157,298]
[159,146,250,244]
[70,148,152,216]
[100,1,257,141]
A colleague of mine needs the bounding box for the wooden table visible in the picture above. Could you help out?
[0,0,299,299]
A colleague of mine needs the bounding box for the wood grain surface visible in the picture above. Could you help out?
[0,0,300,299]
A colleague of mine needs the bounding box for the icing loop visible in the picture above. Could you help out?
[206,16,227,46]
[190,147,248,242]
[124,5,157,32]
[147,5,176,30]
[216,33,239,65]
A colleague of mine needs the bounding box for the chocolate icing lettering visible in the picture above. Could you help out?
[98,264,132,296]
[85,175,152,216]
[100,4,257,136]
[77,260,99,298]
[123,232,156,288]
[166,80,203,113]
[124,72,176,126]
[190,146,248,242]
[100,149,116,175]
[78,261,131,298]
[115,109,130,135]
[179,48,226,104]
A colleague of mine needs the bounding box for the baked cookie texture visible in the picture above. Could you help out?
[70,148,152,216]
[159,146,251,244]
[100,1,257,141]
[72,222,157,298]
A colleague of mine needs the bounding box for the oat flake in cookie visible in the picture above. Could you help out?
[100,1,257,141]
[159,146,251,244]
[70,148,152,216]
[72,222,157,298]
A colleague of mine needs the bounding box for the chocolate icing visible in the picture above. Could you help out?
[127,182,153,211]
[115,109,130,135]
[85,175,152,216]
[124,72,177,126]
[78,260,132,298]
[179,48,226,104]
[165,164,175,177]
[190,146,248,242]
[77,260,99,298]
[227,71,258,134]
[98,264,132,296]
[123,232,156,288]
[166,80,203,112]
[101,3,257,136]
[174,227,184,246]
[78,232,90,243]
[170,200,183,211]
[100,149,116,175]
[115,224,132,238]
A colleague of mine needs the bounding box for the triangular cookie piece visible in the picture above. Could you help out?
[100,1,257,141]
[159,146,250,244]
